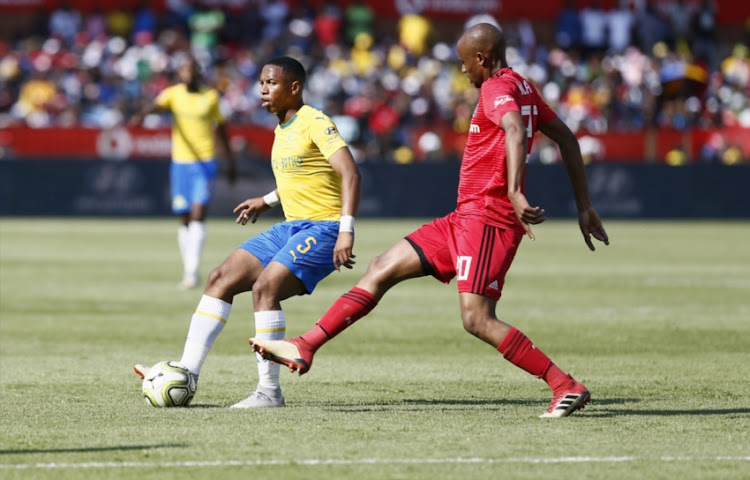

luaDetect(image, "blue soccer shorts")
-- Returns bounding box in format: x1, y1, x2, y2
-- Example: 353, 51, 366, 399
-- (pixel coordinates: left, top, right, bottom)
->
238, 219, 343, 294
170, 160, 218, 214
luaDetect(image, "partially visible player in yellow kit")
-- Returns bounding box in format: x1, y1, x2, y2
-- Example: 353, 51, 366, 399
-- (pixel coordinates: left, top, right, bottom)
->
134, 56, 362, 408
130, 55, 236, 289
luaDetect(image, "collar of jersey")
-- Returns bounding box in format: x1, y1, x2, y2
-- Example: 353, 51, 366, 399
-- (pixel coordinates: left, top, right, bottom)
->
493, 67, 512, 78
279, 113, 299, 129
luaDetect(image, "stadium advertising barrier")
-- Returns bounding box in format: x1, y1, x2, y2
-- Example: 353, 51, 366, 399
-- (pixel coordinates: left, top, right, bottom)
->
3, 126, 749, 164
1, 159, 748, 218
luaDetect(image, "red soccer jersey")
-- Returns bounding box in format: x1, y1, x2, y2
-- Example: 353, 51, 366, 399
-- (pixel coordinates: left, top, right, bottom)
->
456, 68, 557, 230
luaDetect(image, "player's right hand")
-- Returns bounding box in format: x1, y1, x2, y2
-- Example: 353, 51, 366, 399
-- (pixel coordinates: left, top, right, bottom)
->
509, 192, 546, 241
233, 197, 270, 225
127, 114, 143, 127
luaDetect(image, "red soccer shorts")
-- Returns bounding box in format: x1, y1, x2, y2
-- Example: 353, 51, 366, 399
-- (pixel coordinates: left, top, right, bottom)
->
405, 212, 523, 300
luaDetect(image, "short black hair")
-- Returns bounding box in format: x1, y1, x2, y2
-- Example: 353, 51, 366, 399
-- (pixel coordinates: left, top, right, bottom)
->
265, 56, 306, 86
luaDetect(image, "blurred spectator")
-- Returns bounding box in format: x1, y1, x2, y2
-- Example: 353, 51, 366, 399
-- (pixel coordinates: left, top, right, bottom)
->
555, 0, 581, 50
398, 12, 434, 58
579, 0, 607, 57
637, 4, 671, 55
607, 2, 635, 53
516, 18, 537, 61
133, 1, 158, 42
12, 71, 57, 127
668, 0, 693, 46
188, 3, 225, 66
314, 4, 342, 47
49, 2, 82, 46
260, 0, 291, 42
691, 0, 718, 70
344, 0, 374, 46
106, 6, 133, 38
84, 8, 107, 39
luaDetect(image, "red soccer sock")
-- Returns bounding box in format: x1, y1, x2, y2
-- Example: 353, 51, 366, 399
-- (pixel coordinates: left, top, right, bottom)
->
299, 287, 378, 351
497, 327, 569, 390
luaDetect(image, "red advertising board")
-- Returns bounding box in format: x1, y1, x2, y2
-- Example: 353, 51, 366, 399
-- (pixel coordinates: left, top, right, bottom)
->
0, 126, 275, 160
3, 126, 748, 163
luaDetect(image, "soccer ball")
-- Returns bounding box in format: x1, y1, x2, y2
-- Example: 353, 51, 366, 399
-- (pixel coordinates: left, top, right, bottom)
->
142, 361, 196, 407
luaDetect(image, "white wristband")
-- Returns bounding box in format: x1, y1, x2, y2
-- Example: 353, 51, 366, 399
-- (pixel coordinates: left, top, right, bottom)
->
339, 215, 355, 233
263, 190, 280, 207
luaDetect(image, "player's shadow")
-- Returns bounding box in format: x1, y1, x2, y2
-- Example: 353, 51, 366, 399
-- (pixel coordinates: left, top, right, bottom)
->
544, 398, 750, 417
0, 443, 188, 455
325, 397, 539, 413
587, 406, 750, 417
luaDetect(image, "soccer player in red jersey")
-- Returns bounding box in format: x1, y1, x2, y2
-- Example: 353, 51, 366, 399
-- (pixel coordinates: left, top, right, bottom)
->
251, 23, 610, 418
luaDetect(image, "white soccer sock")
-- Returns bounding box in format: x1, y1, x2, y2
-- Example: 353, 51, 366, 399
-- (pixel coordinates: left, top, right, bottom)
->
184, 221, 206, 279
179, 295, 230, 375
178, 225, 189, 268
254, 310, 286, 390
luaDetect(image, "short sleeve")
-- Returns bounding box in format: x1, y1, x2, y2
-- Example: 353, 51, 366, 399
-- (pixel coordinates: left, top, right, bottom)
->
535, 92, 558, 125
310, 114, 348, 159
482, 80, 519, 127
155, 86, 172, 109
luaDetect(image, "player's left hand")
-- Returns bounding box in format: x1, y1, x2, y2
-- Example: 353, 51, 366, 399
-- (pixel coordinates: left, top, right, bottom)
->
578, 206, 609, 251
333, 232, 356, 271
233, 197, 270, 225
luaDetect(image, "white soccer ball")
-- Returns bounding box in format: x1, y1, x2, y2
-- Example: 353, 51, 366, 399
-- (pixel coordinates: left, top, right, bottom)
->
142, 361, 196, 407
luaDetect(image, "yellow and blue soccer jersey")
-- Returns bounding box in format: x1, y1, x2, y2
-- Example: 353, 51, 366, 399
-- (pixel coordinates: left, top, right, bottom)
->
271, 105, 349, 221
155, 84, 224, 163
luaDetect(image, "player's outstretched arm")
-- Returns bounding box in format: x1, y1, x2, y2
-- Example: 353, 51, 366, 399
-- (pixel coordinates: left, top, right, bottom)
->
328, 147, 362, 270
128, 101, 165, 127
216, 122, 237, 185
539, 117, 609, 250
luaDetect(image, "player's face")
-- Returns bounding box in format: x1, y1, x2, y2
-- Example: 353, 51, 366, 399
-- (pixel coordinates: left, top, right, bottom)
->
178, 59, 199, 85
259, 65, 295, 114
457, 38, 483, 88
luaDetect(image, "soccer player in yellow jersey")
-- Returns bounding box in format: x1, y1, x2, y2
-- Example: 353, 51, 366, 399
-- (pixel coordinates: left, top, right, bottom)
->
135, 56, 362, 408
130, 55, 236, 289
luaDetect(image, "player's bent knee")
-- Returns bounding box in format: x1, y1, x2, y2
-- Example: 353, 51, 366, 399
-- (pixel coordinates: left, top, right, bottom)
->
460, 310, 486, 338
251, 276, 280, 304
365, 254, 397, 283
205, 265, 242, 296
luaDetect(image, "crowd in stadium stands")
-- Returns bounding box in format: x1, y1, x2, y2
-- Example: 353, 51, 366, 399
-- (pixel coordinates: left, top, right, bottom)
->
1, 0, 748, 163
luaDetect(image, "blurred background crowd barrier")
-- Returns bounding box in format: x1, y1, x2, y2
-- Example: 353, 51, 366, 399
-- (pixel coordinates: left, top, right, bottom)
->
0, 0, 748, 217
2, 160, 747, 218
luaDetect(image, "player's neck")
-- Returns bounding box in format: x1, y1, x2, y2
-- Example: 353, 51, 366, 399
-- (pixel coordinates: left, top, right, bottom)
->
277, 102, 305, 125
490, 59, 509, 77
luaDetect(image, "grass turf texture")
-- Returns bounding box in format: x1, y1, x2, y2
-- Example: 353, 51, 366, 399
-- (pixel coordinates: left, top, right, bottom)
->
1, 218, 748, 479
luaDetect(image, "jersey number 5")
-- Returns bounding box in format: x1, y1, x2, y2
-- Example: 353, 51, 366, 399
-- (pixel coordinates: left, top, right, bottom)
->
289, 236, 317, 263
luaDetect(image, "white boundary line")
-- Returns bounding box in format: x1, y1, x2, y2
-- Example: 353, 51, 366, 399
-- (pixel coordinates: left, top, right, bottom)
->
2, 456, 750, 470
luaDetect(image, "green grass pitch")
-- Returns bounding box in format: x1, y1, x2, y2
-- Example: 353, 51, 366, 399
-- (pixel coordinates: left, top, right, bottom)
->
1, 218, 749, 479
